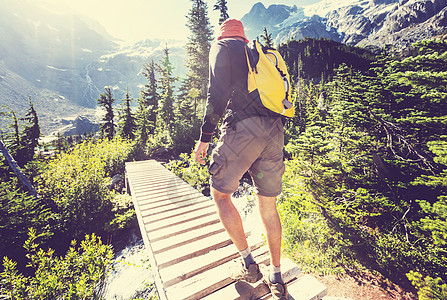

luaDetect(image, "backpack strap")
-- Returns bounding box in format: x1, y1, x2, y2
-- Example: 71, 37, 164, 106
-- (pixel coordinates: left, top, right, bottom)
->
264, 49, 293, 110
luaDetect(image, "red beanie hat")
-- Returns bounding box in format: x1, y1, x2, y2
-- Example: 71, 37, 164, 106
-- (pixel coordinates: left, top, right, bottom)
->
217, 19, 249, 43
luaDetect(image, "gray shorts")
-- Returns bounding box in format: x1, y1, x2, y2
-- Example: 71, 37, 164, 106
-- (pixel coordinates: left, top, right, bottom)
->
209, 116, 285, 197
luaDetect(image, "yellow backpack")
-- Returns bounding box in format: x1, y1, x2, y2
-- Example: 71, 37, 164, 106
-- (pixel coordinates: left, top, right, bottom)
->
244, 40, 295, 117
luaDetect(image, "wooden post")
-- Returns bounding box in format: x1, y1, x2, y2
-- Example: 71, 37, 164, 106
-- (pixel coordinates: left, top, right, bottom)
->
0, 138, 38, 197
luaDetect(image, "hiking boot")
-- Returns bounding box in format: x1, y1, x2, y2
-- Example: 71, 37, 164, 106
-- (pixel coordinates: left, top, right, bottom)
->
260, 264, 289, 300
229, 261, 262, 283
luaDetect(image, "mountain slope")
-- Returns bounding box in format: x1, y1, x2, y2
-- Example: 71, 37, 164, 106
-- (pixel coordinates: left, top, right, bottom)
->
0, 0, 187, 134
241, 0, 447, 48
0, 0, 115, 107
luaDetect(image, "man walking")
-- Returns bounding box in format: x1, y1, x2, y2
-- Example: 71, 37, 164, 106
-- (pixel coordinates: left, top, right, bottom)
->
194, 19, 288, 299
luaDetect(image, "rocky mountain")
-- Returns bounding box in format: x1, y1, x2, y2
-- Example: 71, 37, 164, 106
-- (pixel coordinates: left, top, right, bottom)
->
0, 0, 186, 135
241, 0, 447, 48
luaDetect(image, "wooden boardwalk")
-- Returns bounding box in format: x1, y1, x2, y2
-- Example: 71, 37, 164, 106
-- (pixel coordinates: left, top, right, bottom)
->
126, 160, 327, 300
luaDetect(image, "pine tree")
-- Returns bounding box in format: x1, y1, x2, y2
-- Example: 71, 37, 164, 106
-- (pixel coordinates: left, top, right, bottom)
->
17, 99, 40, 167
135, 98, 152, 150
260, 27, 273, 48
140, 59, 159, 134
172, 84, 201, 152
1, 106, 20, 158
213, 0, 229, 25
118, 89, 136, 140
185, 0, 213, 104
97, 87, 115, 140
157, 45, 177, 141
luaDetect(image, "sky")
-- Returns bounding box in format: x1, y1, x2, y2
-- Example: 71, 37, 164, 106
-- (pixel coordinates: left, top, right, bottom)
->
35, 0, 323, 43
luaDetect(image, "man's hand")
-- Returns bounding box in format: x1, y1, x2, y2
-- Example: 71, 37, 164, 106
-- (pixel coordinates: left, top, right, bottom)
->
194, 141, 209, 165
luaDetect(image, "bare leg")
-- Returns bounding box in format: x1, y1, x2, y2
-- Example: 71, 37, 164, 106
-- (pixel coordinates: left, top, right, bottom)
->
257, 195, 282, 267
212, 187, 248, 251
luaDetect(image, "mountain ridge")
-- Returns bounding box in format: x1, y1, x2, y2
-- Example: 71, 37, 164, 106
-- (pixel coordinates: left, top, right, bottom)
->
241, 0, 447, 48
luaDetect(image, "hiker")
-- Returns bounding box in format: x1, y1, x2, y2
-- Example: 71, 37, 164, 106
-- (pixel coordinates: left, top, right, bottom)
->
194, 19, 288, 300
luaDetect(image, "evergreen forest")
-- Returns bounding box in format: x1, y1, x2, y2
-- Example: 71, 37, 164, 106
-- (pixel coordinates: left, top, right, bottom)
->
1, 1, 446, 299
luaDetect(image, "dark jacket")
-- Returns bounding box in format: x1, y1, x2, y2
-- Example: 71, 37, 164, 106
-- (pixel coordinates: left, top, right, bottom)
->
199, 38, 282, 143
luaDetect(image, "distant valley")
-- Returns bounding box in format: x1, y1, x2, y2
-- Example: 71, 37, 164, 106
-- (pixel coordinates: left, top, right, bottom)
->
0, 0, 186, 135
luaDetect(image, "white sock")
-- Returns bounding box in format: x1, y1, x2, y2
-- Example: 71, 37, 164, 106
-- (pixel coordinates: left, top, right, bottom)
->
239, 247, 251, 258
239, 247, 254, 268
270, 264, 283, 284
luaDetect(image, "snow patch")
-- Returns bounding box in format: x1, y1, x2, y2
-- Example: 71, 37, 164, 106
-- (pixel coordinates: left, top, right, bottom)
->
46, 65, 67, 72
47, 25, 59, 32
27, 19, 41, 29
303, 0, 363, 17
81, 48, 93, 53
277, 9, 306, 28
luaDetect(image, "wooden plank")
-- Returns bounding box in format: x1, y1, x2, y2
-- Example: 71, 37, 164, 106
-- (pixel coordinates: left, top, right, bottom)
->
136, 190, 205, 209
128, 172, 177, 179
166, 249, 272, 300
146, 211, 219, 241
141, 201, 216, 224
201, 258, 301, 300
261, 274, 328, 300
140, 197, 211, 217
160, 240, 267, 288
145, 208, 217, 233
129, 176, 190, 192
126, 163, 162, 170
131, 180, 192, 194
287, 275, 328, 300
129, 174, 179, 183
127, 169, 173, 175
138, 193, 205, 211
129, 175, 186, 186
134, 187, 203, 205
155, 230, 246, 269
132, 183, 194, 199
129, 176, 185, 189
150, 221, 226, 253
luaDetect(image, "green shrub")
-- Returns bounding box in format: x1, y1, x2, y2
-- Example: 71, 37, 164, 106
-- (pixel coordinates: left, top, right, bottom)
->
407, 271, 447, 300
0, 181, 53, 264
279, 160, 354, 275
106, 194, 137, 232
165, 151, 210, 195
38, 138, 134, 239
0, 228, 113, 299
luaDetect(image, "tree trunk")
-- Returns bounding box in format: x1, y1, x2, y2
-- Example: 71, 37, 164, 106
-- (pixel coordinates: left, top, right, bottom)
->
0, 138, 38, 197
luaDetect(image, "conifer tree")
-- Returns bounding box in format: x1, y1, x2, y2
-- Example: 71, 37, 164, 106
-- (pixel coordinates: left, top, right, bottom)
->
185, 0, 213, 103
135, 98, 152, 149
1, 106, 20, 158
157, 45, 177, 141
140, 59, 159, 134
172, 85, 201, 151
17, 99, 40, 167
97, 87, 115, 140
118, 89, 136, 140
214, 0, 229, 25
260, 27, 273, 48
